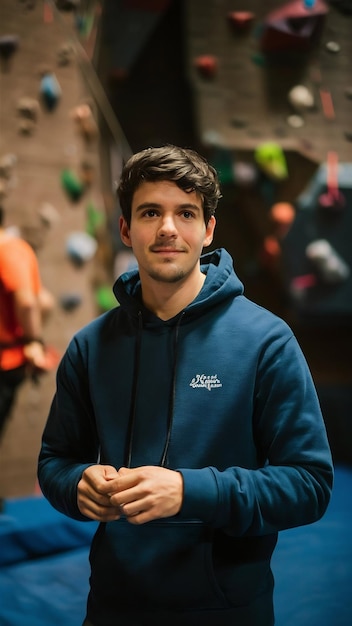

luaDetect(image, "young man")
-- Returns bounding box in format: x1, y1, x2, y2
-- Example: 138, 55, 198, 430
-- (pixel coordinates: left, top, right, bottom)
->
38, 145, 333, 626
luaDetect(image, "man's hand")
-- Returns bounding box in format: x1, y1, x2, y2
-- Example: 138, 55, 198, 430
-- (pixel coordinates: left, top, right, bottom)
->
77, 465, 122, 522
23, 341, 47, 369
108, 466, 184, 525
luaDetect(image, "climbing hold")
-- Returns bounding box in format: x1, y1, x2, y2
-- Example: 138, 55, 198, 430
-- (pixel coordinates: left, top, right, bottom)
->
306, 239, 350, 284
17, 97, 40, 121
290, 273, 317, 300
0, 153, 17, 179
86, 201, 105, 237
59, 292, 82, 311
325, 41, 341, 53
70, 103, 98, 143
318, 151, 345, 210
95, 285, 117, 312
233, 161, 258, 187
43, 1, 54, 23
80, 160, 95, 187
194, 55, 218, 78
38, 202, 60, 227
227, 11, 255, 31
254, 143, 288, 180
270, 202, 295, 239
288, 85, 315, 112
287, 114, 305, 128
202, 130, 223, 146
260, 0, 328, 54
18, 119, 36, 135
57, 42, 75, 66
320, 89, 335, 120
75, 12, 94, 38
260, 236, 281, 271
66, 231, 97, 265
39, 72, 62, 111
61, 169, 85, 202
0, 35, 19, 66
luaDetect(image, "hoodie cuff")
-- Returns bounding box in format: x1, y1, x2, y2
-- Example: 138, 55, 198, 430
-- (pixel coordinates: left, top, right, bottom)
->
177, 467, 218, 523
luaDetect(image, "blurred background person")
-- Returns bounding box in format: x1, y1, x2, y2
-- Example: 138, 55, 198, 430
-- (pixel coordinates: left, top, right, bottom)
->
0, 204, 55, 463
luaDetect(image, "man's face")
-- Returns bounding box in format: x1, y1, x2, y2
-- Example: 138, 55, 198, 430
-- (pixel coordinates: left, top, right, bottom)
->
119, 180, 215, 286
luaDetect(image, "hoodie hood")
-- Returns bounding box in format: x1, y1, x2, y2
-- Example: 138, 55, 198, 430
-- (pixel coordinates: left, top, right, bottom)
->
112, 248, 244, 323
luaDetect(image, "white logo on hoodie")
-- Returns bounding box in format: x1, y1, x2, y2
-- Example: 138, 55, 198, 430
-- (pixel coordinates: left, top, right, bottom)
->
189, 374, 222, 391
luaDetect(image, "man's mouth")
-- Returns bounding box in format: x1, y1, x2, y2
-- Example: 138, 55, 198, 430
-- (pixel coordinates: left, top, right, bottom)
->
151, 247, 184, 254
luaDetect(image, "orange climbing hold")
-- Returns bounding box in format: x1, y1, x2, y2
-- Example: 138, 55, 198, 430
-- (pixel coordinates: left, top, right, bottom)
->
270, 202, 295, 238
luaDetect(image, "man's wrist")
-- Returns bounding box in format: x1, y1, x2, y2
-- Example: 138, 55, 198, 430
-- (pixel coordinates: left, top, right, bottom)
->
23, 337, 45, 345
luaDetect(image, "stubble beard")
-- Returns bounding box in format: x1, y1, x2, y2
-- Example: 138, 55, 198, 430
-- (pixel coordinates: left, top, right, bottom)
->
146, 246, 191, 284
147, 264, 186, 284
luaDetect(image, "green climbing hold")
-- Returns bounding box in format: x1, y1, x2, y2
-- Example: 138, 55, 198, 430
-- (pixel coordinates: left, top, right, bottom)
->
86, 201, 105, 237
95, 285, 118, 311
61, 169, 84, 202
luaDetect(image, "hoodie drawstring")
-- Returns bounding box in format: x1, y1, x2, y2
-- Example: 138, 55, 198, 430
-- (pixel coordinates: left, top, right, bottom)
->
124, 311, 143, 468
124, 310, 184, 468
160, 312, 184, 466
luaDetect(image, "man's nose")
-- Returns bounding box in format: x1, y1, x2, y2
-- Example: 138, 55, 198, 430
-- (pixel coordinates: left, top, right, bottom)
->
158, 215, 177, 237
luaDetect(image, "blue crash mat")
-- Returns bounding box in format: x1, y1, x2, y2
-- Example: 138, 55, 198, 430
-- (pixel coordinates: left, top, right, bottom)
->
0, 495, 97, 566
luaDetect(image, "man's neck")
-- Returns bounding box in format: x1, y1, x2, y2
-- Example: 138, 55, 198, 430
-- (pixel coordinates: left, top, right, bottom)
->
141, 271, 206, 321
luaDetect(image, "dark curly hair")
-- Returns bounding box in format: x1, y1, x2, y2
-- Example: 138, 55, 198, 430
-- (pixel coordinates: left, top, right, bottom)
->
117, 145, 221, 227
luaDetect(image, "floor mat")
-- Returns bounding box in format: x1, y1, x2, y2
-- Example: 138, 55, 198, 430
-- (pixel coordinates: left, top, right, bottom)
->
0, 465, 351, 625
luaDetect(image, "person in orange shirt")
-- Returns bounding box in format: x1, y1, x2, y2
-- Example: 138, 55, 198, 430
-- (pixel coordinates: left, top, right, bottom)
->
0, 205, 54, 443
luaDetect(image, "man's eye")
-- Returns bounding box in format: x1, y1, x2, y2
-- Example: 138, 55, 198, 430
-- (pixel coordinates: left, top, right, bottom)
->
143, 210, 157, 217
182, 211, 194, 219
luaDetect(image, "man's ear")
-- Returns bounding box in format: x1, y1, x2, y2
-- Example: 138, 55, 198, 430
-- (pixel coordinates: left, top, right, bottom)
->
119, 216, 132, 247
203, 215, 216, 248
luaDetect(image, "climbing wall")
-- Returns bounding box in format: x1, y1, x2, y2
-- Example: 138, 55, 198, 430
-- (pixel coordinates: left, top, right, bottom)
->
183, 0, 352, 324
183, 0, 352, 462
185, 0, 352, 162
0, 0, 109, 497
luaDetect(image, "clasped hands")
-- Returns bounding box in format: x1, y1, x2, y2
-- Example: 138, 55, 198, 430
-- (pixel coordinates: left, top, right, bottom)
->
77, 464, 183, 525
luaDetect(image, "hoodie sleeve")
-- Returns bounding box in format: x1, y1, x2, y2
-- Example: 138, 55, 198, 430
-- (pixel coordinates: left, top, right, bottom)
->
38, 337, 99, 521
178, 332, 333, 536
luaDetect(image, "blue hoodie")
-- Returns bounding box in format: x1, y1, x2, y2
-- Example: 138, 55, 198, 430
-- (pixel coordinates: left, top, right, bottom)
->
38, 248, 333, 626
